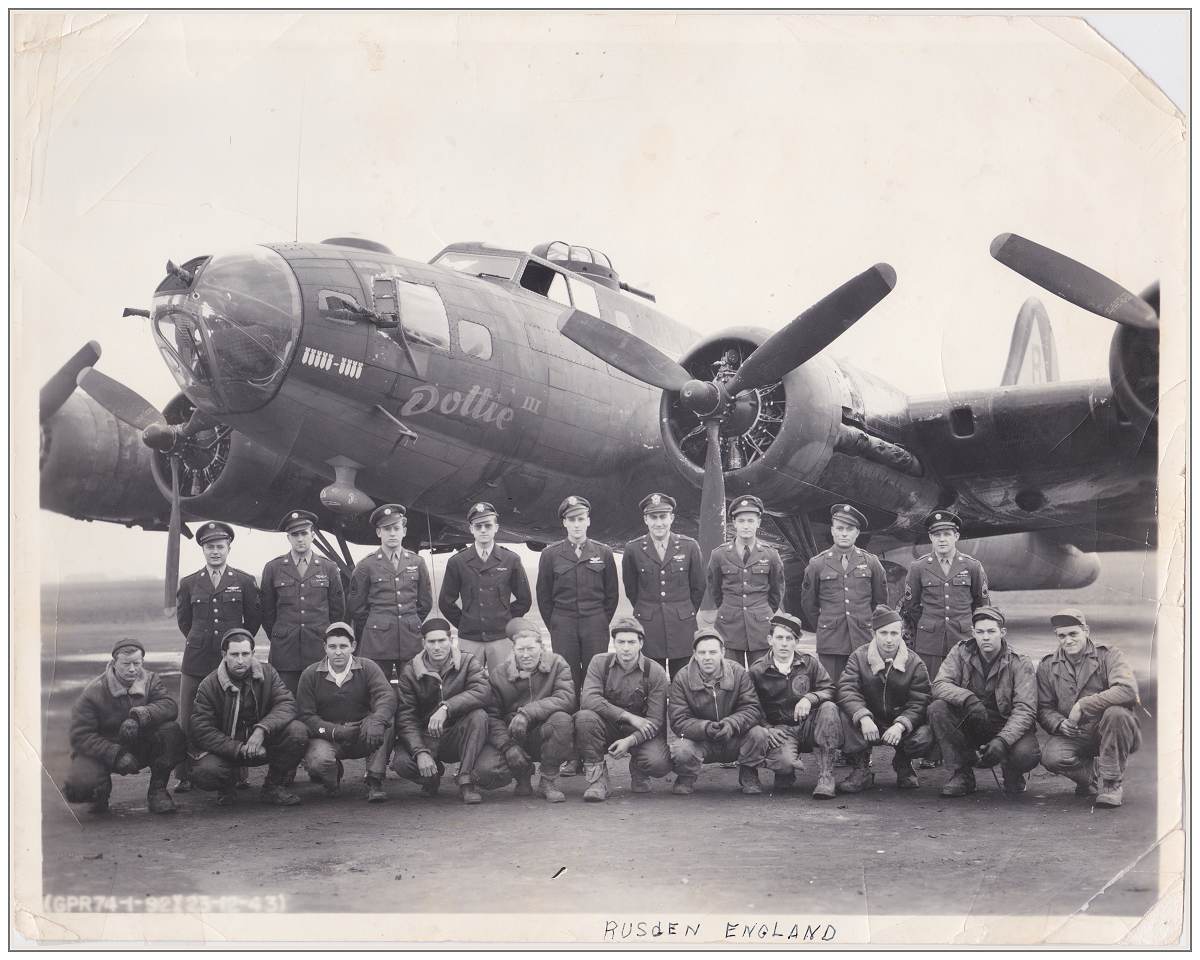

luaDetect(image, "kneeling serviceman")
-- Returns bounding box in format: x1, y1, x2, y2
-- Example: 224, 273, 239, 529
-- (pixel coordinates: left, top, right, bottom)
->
836, 605, 935, 793
63, 639, 186, 815
928, 606, 1040, 797
392, 617, 508, 804
296, 622, 397, 802
747, 612, 842, 798
189, 628, 309, 806
487, 617, 577, 802
1037, 608, 1141, 807
668, 629, 767, 795
575, 616, 672, 801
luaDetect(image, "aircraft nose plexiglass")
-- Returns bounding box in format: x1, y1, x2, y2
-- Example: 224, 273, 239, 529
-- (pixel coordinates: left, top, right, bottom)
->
151, 246, 302, 414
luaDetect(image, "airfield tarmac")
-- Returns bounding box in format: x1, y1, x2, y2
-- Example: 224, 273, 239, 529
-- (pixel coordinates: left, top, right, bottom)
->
34, 552, 1168, 925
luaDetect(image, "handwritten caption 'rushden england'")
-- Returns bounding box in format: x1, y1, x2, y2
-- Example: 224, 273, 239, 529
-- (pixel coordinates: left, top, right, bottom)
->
603, 920, 837, 942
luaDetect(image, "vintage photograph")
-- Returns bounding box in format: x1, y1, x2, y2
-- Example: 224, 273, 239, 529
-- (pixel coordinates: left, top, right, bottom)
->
13, 10, 1187, 947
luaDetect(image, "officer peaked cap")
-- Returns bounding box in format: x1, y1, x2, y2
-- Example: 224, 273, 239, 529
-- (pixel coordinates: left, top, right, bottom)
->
371, 504, 407, 528
279, 509, 318, 533
197, 521, 235, 545
925, 509, 962, 534
830, 503, 867, 530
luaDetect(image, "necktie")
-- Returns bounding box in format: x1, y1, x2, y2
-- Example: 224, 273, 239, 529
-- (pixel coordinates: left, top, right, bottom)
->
574, 543, 582, 559
656, 540, 667, 561
480, 549, 490, 563
941, 558, 952, 577
297, 556, 308, 577
390, 553, 400, 570
210, 568, 221, 588
841, 554, 849, 573
742, 546, 751, 565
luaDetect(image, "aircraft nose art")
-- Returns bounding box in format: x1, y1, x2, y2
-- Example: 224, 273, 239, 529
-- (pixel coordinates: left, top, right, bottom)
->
150, 245, 303, 416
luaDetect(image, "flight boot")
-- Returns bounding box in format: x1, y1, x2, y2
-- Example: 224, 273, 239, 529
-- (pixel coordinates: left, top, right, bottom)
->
836, 751, 875, 794
940, 768, 977, 797
671, 776, 697, 795
365, 776, 387, 803
146, 777, 177, 814
538, 771, 566, 803
458, 777, 483, 805
514, 772, 535, 797
772, 771, 797, 792
629, 767, 652, 794
582, 761, 610, 802
260, 773, 301, 806
1002, 769, 1028, 796
738, 765, 764, 796
88, 780, 113, 815
560, 759, 583, 778
812, 747, 837, 799
1095, 779, 1124, 808
894, 754, 920, 790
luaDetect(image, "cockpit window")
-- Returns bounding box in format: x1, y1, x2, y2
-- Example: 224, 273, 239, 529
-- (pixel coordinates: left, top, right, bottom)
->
432, 251, 521, 280
395, 280, 451, 350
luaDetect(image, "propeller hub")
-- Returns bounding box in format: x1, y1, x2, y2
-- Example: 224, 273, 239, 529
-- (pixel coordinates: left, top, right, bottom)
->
679, 379, 722, 418
142, 421, 178, 452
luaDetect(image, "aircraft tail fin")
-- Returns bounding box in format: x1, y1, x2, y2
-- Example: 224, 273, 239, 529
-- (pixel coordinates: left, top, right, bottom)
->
1000, 297, 1060, 385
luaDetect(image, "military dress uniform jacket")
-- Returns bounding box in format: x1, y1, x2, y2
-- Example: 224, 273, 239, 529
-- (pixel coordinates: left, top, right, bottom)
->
176, 567, 263, 678
260, 553, 346, 672
705, 541, 786, 653
1036, 641, 1139, 735
394, 650, 493, 757
667, 660, 765, 741
69, 665, 178, 766
621, 534, 706, 660
837, 641, 931, 732
438, 544, 532, 643
347, 548, 433, 663
799, 548, 888, 657
747, 651, 835, 726
899, 552, 990, 657
535, 540, 620, 622
932, 640, 1037, 749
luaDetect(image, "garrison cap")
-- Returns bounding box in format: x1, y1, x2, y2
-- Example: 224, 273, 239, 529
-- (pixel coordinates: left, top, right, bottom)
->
870, 605, 903, 631
609, 615, 645, 640
420, 617, 453, 637
467, 501, 498, 524
279, 509, 318, 534
371, 503, 407, 528
506, 617, 542, 640
693, 626, 726, 649
111, 638, 146, 658
220, 627, 256, 648
559, 495, 591, 519
1050, 608, 1088, 629
729, 495, 763, 518
925, 509, 962, 534
640, 492, 676, 515
197, 521, 235, 545
325, 621, 355, 640
769, 612, 805, 638
971, 606, 1006, 627
830, 503, 868, 530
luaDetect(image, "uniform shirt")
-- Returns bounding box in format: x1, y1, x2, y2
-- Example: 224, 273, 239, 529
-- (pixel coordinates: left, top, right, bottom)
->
347, 548, 433, 663
535, 539, 620, 622
260, 551, 346, 672
798, 546, 887, 657
899, 551, 990, 657
438, 543, 532, 642
705, 540, 786, 653
176, 566, 262, 678
621, 533, 706, 660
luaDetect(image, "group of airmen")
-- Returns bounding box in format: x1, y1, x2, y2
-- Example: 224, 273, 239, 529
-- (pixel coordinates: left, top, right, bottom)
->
62, 492, 1143, 815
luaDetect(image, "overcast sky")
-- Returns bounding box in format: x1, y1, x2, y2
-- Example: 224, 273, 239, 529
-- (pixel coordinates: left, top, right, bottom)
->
15, 12, 1186, 584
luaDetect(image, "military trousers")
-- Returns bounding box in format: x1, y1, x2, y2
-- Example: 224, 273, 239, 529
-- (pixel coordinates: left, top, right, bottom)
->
927, 700, 1040, 776
818, 654, 850, 684
174, 672, 204, 779
304, 725, 396, 782
457, 636, 514, 672
190, 720, 309, 792
549, 611, 612, 693
390, 708, 509, 788
670, 729, 767, 778
1042, 705, 1141, 785
487, 711, 575, 769
63, 722, 187, 803
759, 702, 844, 774
841, 714, 935, 767
574, 709, 671, 776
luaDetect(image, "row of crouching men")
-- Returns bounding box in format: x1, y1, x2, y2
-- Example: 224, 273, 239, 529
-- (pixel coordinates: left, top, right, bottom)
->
62, 598, 1141, 813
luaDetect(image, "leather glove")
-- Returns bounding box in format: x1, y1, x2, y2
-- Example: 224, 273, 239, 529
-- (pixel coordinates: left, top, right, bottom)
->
128, 706, 151, 726
504, 744, 532, 774
977, 738, 1007, 767
362, 727, 385, 751
705, 721, 723, 741
117, 719, 141, 746
334, 723, 360, 744
712, 721, 734, 743
508, 713, 529, 741
964, 695, 989, 724
113, 751, 140, 775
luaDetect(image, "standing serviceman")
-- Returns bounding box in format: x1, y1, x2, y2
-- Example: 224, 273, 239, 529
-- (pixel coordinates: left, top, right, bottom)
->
799, 503, 888, 684
705, 496, 786, 669
347, 504, 433, 685
438, 501, 533, 672
622, 493, 706, 679
899, 509, 990, 683
261, 510, 346, 694
174, 521, 261, 793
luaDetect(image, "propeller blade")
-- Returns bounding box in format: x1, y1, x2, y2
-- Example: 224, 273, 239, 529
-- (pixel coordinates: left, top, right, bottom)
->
559, 309, 692, 392
725, 263, 897, 396
697, 421, 727, 563
76, 368, 163, 432
40, 341, 101, 422
164, 458, 182, 615
990, 233, 1158, 331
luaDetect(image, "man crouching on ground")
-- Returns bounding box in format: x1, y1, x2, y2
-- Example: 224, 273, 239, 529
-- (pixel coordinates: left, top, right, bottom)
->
486, 617, 577, 802
62, 639, 186, 815
188, 628, 309, 806
668, 629, 767, 795
296, 622, 397, 802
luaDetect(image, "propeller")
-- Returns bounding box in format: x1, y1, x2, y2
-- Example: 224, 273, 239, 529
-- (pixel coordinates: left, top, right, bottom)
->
75, 365, 221, 613
989, 233, 1158, 330
560, 263, 897, 560
40, 341, 101, 422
